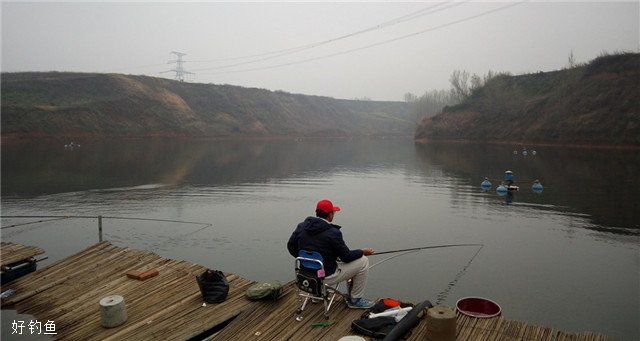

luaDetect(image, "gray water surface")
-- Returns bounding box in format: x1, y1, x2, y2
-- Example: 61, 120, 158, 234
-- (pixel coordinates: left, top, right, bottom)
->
1, 138, 638, 340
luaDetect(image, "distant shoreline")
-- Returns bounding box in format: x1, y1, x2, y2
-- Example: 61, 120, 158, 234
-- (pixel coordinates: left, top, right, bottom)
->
413, 138, 640, 150
0, 133, 413, 143
3, 134, 637, 150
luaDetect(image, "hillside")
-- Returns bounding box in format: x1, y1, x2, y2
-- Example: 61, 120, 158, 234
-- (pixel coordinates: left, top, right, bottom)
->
1, 73, 412, 139
415, 53, 640, 146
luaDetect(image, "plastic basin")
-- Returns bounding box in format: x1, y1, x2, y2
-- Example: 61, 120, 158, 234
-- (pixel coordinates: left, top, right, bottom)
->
456, 297, 501, 318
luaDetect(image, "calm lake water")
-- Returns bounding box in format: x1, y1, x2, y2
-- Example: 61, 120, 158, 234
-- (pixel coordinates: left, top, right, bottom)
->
1, 138, 638, 340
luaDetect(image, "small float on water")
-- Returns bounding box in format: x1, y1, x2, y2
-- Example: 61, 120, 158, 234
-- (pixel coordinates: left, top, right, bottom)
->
532, 179, 544, 193
481, 170, 542, 194
496, 184, 519, 193
480, 171, 543, 204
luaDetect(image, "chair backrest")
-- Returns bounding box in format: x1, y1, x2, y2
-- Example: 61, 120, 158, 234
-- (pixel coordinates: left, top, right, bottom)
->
297, 250, 323, 270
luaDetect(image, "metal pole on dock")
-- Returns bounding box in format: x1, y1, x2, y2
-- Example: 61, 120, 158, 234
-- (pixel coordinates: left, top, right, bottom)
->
98, 215, 103, 242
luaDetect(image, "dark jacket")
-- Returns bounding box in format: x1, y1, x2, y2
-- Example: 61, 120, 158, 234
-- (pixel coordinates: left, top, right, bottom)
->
287, 216, 363, 276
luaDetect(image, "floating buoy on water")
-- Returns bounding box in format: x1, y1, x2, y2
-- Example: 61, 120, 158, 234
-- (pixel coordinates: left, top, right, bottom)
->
532, 180, 544, 193
532, 150, 537, 155
496, 184, 508, 195
481, 178, 492, 190
504, 171, 514, 182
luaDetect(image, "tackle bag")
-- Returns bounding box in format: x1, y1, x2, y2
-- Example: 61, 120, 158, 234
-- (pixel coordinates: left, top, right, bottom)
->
350, 298, 415, 339
295, 267, 323, 296
196, 269, 229, 303
351, 316, 398, 339
245, 280, 283, 301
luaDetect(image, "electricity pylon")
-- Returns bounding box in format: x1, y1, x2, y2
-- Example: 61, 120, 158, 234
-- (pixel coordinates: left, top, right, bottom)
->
161, 51, 193, 82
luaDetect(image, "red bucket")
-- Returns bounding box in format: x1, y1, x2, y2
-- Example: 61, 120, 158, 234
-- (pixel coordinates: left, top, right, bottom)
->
456, 297, 501, 318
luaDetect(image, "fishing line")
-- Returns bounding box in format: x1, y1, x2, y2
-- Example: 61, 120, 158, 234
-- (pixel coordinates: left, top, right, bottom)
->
99, 216, 211, 227
0, 216, 70, 229
1, 215, 211, 228
365, 243, 485, 304
435, 244, 484, 305
2, 215, 214, 251
369, 250, 421, 269
146, 222, 214, 251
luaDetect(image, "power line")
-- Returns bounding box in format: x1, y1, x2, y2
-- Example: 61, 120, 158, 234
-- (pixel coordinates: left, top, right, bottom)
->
199, 1, 528, 76
104, 62, 171, 73
189, 2, 454, 62
189, 1, 470, 72
97, 3, 465, 75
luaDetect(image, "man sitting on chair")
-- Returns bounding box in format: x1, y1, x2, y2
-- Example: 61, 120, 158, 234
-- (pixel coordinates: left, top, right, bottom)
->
287, 199, 376, 309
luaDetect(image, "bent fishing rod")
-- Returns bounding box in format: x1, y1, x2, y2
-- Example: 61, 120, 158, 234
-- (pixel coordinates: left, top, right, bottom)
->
371, 243, 484, 256
368, 243, 484, 270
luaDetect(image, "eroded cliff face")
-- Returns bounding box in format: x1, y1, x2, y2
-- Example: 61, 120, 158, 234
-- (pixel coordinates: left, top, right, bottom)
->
1, 72, 413, 139
415, 53, 640, 147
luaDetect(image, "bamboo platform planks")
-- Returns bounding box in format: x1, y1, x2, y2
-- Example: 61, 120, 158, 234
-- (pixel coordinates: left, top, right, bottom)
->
212, 286, 615, 341
0, 242, 615, 340
1, 242, 45, 268
1, 241, 257, 340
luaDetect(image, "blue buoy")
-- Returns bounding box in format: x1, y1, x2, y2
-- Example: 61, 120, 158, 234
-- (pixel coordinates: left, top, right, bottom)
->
481, 178, 492, 189
496, 184, 508, 195
504, 171, 514, 182
532, 180, 544, 194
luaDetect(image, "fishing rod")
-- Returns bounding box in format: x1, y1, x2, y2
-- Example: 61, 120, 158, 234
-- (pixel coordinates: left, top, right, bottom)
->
371, 243, 484, 256
370, 250, 422, 270
1, 215, 212, 228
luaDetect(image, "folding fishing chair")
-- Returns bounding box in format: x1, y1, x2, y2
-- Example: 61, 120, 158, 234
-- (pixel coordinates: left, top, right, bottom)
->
294, 250, 341, 321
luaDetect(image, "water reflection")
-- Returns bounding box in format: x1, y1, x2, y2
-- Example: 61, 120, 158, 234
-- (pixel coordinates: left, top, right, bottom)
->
3, 139, 409, 196
414, 142, 639, 232
2, 138, 637, 235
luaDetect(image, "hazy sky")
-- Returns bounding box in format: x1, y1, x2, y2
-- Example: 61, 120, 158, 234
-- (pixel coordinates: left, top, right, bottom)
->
2, 1, 638, 101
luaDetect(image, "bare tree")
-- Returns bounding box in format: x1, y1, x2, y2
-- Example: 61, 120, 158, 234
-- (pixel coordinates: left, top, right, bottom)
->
449, 70, 471, 103
410, 89, 456, 123
404, 92, 418, 102
470, 74, 483, 94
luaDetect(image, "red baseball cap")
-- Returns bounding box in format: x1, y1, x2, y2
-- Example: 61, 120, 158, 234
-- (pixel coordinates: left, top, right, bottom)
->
316, 199, 341, 213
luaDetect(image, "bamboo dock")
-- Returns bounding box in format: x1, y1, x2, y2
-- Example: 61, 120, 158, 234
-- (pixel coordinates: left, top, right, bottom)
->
0, 242, 614, 340
1, 241, 44, 267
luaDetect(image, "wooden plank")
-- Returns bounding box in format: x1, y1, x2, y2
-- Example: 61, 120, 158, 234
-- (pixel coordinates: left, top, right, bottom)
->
0, 242, 257, 340
0, 241, 616, 341
1, 242, 45, 267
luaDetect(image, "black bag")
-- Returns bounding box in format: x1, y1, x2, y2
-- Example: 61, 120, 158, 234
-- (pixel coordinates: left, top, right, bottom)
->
295, 267, 323, 296
196, 269, 229, 303
350, 298, 415, 339
351, 316, 397, 339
